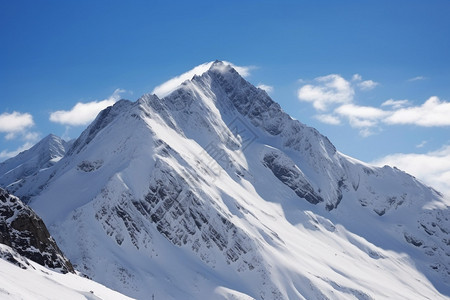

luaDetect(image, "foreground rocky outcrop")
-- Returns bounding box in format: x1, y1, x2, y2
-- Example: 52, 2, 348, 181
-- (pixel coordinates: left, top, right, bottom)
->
0, 188, 74, 273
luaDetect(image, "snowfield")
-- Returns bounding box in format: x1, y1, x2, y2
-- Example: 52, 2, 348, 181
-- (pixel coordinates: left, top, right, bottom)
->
0, 244, 134, 300
1, 61, 449, 299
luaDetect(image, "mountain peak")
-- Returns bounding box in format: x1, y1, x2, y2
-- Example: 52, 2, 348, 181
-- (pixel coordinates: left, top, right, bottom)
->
0, 134, 70, 198
2, 62, 449, 299
209, 59, 234, 71
151, 60, 242, 98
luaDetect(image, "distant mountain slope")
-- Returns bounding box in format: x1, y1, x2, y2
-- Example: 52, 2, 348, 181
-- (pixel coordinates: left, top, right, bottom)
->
0, 134, 72, 202
1, 61, 449, 299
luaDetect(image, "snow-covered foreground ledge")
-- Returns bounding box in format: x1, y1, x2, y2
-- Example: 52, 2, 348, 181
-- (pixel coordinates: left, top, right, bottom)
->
0, 244, 134, 300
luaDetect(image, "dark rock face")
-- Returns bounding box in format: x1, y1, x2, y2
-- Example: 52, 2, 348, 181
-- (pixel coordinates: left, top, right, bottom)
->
0, 188, 74, 273
263, 152, 323, 205
0, 244, 32, 270
136, 166, 255, 268
77, 160, 103, 172
404, 233, 423, 247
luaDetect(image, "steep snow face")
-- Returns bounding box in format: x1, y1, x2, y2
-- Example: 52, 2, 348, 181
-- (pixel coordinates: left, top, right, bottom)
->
0, 244, 134, 300
3, 61, 449, 299
0, 134, 71, 202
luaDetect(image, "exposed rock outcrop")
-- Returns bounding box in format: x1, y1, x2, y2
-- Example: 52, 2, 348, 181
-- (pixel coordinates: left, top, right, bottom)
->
0, 188, 74, 273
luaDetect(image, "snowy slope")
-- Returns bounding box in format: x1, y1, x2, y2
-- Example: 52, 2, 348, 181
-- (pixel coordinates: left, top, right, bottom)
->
2, 61, 449, 299
0, 134, 71, 202
0, 244, 134, 300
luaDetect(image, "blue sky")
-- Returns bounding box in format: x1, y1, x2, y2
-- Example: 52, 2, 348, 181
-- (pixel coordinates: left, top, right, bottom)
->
1, 0, 449, 195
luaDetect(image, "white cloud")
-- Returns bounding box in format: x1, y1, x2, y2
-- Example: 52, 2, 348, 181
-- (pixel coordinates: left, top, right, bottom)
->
297, 74, 354, 111
228, 62, 253, 77
351, 74, 378, 90
335, 104, 388, 120
22, 131, 40, 142
358, 128, 376, 137
297, 73, 380, 135
408, 76, 426, 82
352, 74, 362, 81
334, 104, 389, 136
300, 72, 449, 137
331, 96, 450, 136
371, 145, 450, 198
49, 89, 125, 126
335, 97, 450, 130
384, 96, 450, 127
0, 112, 34, 134
298, 72, 450, 133
416, 140, 427, 148
0, 112, 37, 148
0, 128, 40, 161
349, 118, 378, 128
5, 132, 16, 140
314, 114, 341, 125
358, 80, 378, 91
381, 99, 410, 109
256, 84, 274, 94
151, 61, 253, 98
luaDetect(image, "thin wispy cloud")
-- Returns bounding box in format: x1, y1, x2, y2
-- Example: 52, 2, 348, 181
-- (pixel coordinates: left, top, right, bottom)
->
352, 74, 379, 91
352, 74, 362, 81
49, 88, 126, 126
257, 84, 274, 94
229, 62, 254, 77
358, 80, 378, 90
152, 61, 254, 98
408, 76, 426, 82
0, 142, 35, 160
416, 140, 427, 148
21, 131, 40, 143
351, 73, 379, 90
381, 99, 410, 109
372, 145, 450, 198
314, 114, 341, 125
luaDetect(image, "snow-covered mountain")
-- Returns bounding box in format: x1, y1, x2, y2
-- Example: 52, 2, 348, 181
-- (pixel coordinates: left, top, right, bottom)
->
1, 61, 449, 299
0, 188, 133, 299
0, 134, 72, 202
